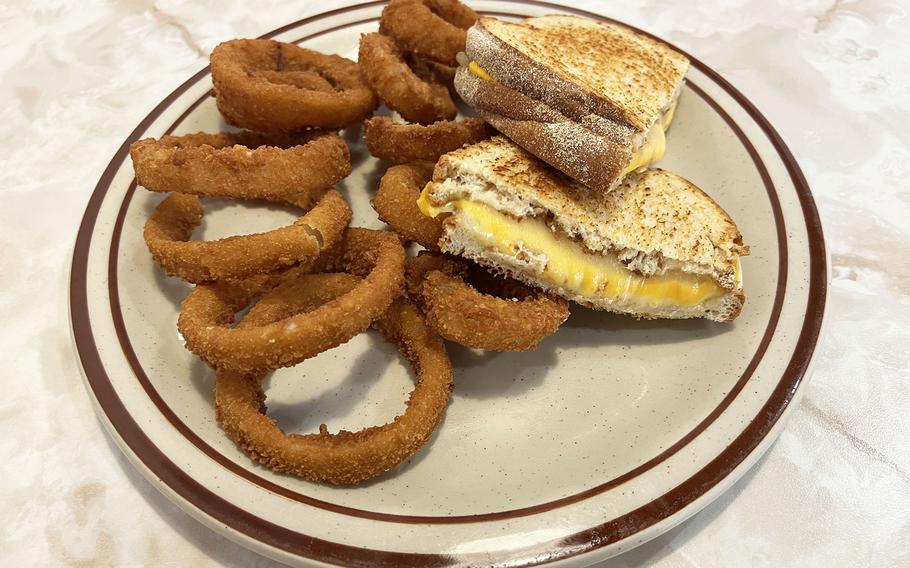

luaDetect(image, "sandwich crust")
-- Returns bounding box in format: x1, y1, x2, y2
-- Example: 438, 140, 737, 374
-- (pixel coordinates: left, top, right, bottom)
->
467, 15, 689, 132
454, 66, 633, 192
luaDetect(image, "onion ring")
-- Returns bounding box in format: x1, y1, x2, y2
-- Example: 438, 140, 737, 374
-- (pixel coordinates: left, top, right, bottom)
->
372, 162, 443, 250
407, 53, 457, 95
215, 279, 453, 485
407, 252, 570, 351
130, 131, 351, 207
211, 39, 378, 131
379, 0, 477, 66
247, 70, 335, 91
241, 272, 362, 325
358, 33, 456, 125
364, 116, 491, 163
404, 250, 468, 297
423, 0, 478, 29
144, 189, 351, 283
177, 227, 406, 373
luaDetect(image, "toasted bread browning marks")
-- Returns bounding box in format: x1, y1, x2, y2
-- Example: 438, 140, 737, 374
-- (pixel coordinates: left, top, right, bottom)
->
454, 66, 634, 191
475, 15, 689, 131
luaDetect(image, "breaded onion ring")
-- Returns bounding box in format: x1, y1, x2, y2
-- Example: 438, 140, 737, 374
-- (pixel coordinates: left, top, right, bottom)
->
372, 162, 443, 250
241, 272, 362, 325
130, 131, 351, 208
408, 252, 570, 351
405, 250, 467, 297
211, 39, 377, 131
248, 70, 335, 91
178, 228, 406, 373
358, 33, 456, 125
144, 189, 351, 283
215, 276, 453, 485
364, 117, 491, 163
423, 0, 478, 29
379, 0, 477, 65
407, 54, 457, 95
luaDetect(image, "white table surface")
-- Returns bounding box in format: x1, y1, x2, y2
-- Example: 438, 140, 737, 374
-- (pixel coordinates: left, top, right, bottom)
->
2, 0, 908, 566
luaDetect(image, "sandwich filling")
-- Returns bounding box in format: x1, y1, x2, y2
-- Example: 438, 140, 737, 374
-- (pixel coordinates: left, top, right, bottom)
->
467, 61, 677, 177
418, 190, 736, 308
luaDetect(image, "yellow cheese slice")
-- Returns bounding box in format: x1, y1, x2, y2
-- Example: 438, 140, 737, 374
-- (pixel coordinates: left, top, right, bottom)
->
418, 193, 731, 307
467, 61, 493, 81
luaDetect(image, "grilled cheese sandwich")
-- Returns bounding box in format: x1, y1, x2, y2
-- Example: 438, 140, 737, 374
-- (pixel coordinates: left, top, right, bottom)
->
419, 137, 749, 322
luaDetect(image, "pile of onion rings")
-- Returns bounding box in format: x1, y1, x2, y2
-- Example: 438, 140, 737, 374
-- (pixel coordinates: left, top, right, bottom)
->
211, 39, 377, 131
127, 10, 582, 486
406, 252, 570, 351
364, 116, 491, 163
131, 130, 354, 283
215, 278, 453, 485
131, 125, 452, 483
178, 228, 406, 373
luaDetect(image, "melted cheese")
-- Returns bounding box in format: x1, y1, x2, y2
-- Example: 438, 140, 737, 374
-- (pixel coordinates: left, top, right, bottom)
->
467, 61, 677, 177
620, 99, 678, 176
418, 192, 731, 307
468, 60, 493, 81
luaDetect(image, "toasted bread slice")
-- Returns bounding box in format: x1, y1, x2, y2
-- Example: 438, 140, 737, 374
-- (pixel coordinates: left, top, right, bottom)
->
466, 15, 689, 133
455, 65, 635, 192
420, 137, 749, 321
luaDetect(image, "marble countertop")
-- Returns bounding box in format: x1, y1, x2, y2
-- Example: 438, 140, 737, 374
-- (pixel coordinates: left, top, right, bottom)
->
2, 0, 908, 566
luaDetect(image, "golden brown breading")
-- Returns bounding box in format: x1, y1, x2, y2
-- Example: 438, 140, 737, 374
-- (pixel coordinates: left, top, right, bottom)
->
215, 277, 453, 485
372, 162, 443, 250
143, 190, 351, 283
364, 117, 491, 164
211, 39, 377, 131
379, 0, 476, 66
177, 228, 406, 373
407, 252, 570, 351
130, 131, 351, 207
358, 33, 456, 125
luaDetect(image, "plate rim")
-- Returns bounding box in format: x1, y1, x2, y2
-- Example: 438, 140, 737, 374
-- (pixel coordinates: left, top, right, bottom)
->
69, 0, 828, 565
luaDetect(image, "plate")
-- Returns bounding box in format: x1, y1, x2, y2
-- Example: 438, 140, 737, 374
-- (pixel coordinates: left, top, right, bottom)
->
70, 1, 827, 566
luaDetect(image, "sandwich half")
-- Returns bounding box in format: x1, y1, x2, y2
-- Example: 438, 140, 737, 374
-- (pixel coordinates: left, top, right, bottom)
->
417, 137, 749, 322
455, 15, 689, 193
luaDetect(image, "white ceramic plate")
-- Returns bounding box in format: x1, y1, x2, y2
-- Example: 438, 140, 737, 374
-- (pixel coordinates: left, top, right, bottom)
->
70, 1, 828, 566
